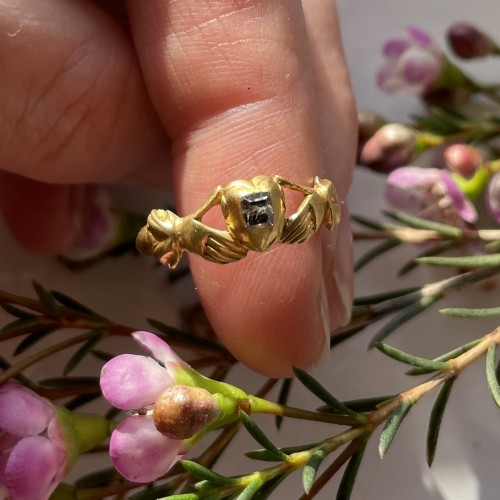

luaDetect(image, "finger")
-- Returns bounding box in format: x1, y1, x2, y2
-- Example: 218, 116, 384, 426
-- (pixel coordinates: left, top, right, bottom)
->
302, 0, 356, 328
0, 0, 168, 185
0, 172, 81, 254
126, 0, 354, 376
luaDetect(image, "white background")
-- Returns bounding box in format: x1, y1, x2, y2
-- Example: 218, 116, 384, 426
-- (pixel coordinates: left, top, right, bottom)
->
2, 1, 500, 498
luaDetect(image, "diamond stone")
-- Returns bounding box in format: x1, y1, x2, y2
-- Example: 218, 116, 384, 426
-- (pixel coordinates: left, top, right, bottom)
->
241, 192, 274, 228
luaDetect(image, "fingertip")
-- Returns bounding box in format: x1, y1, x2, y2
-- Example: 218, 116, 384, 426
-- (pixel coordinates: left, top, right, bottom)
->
0, 173, 81, 255
191, 240, 329, 377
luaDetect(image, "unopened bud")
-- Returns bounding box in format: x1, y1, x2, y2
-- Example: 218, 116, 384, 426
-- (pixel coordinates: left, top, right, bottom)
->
447, 23, 497, 59
153, 385, 220, 439
359, 123, 417, 173
357, 109, 386, 146
444, 144, 483, 179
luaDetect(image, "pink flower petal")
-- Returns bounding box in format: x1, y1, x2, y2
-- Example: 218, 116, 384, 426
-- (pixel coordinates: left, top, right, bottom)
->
110, 416, 185, 483
132, 331, 187, 368
400, 47, 442, 86
100, 354, 172, 410
385, 167, 441, 211
406, 26, 433, 46
376, 62, 403, 93
441, 172, 477, 223
0, 384, 54, 437
4, 435, 66, 500
383, 37, 409, 58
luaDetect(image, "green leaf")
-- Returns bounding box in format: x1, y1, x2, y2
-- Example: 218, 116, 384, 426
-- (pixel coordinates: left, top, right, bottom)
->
1, 303, 35, 319
39, 376, 100, 387
160, 495, 199, 500
50, 290, 101, 317
276, 378, 293, 429
128, 482, 178, 500
147, 318, 225, 352
292, 368, 359, 417
65, 393, 101, 411
246, 442, 322, 461
32, 280, 61, 317
353, 287, 420, 306
238, 411, 288, 461
383, 210, 463, 238
398, 241, 457, 276
373, 343, 448, 371
340, 395, 397, 413
336, 440, 367, 500
427, 378, 455, 466
237, 479, 262, 500
63, 332, 103, 375
354, 239, 401, 272
417, 254, 500, 267
440, 306, 500, 318
406, 339, 482, 376
1, 317, 38, 335
370, 294, 440, 345
486, 344, 500, 407
351, 214, 394, 230
379, 399, 413, 458
181, 460, 239, 486
302, 449, 325, 494
14, 328, 55, 355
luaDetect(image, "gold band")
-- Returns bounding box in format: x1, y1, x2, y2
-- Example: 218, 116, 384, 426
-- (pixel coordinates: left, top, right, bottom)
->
136, 175, 340, 268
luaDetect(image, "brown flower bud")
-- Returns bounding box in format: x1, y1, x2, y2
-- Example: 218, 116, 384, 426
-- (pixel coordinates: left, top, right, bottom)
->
357, 109, 386, 147
447, 23, 496, 59
153, 385, 220, 439
444, 144, 483, 179
359, 123, 417, 173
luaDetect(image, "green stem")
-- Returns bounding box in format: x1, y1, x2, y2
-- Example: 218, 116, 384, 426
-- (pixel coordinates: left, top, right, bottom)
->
247, 395, 365, 425
0, 330, 97, 384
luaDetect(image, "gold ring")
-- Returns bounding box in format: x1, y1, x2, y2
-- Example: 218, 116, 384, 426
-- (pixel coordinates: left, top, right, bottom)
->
136, 175, 340, 268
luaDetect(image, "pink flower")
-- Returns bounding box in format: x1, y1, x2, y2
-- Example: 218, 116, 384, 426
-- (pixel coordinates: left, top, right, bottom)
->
0, 384, 67, 500
62, 185, 118, 262
385, 166, 477, 227
100, 331, 190, 483
377, 27, 444, 95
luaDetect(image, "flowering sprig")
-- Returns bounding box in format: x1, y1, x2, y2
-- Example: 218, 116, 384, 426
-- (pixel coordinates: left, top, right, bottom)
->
2, 20, 500, 500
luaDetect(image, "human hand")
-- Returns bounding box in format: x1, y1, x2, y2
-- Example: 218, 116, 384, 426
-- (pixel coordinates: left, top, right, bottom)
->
0, 0, 356, 376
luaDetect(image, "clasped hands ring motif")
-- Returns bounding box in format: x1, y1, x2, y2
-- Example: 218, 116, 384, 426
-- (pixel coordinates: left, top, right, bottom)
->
136, 175, 340, 268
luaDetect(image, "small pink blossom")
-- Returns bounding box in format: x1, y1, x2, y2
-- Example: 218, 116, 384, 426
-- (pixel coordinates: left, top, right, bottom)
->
377, 27, 444, 95
100, 331, 190, 483
0, 384, 67, 500
62, 185, 118, 262
385, 166, 477, 227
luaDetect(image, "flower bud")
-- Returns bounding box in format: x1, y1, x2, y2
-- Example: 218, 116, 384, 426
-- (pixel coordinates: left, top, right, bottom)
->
447, 22, 497, 59
377, 27, 444, 95
357, 109, 386, 147
359, 123, 417, 173
153, 385, 221, 439
444, 144, 483, 179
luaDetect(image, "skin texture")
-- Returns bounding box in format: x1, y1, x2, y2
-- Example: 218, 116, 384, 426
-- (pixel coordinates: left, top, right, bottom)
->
0, 0, 356, 377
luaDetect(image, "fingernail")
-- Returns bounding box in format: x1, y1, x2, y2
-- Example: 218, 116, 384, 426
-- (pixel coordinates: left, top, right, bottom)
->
331, 209, 353, 326
317, 277, 331, 365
